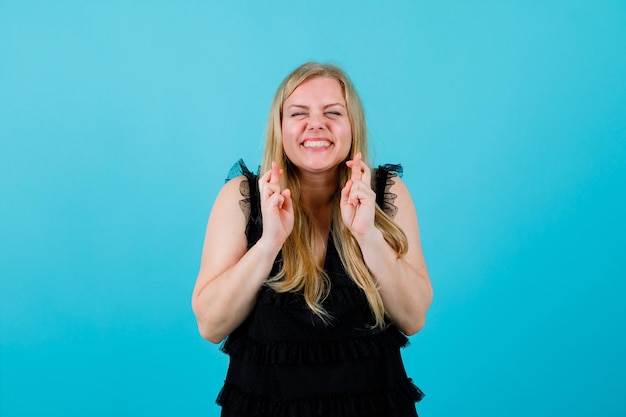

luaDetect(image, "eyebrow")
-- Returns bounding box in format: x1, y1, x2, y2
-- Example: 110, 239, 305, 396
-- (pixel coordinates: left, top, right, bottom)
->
285, 103, 346, 110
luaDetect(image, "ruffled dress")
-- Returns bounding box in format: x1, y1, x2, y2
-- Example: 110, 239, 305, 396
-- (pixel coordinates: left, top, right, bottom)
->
216, 160, 424, 417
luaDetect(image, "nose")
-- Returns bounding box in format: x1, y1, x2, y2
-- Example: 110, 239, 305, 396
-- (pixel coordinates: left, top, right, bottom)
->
307, 112, 325, 130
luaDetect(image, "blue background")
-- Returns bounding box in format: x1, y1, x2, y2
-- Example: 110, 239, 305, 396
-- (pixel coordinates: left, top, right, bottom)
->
1, 1, 625, 416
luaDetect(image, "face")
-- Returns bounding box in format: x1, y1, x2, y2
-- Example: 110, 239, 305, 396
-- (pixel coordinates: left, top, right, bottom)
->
281, 77, 352, 174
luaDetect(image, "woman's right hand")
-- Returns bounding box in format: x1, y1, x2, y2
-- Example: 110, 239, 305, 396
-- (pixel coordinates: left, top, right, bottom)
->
258, 161, 294, 249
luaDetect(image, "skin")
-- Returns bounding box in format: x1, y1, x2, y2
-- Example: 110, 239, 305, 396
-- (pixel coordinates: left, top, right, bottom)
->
191, 76, 432, 343
281, 77, 353, 253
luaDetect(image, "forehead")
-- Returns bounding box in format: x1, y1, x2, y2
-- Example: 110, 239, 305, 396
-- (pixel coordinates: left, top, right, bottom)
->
284, 77, 345, 106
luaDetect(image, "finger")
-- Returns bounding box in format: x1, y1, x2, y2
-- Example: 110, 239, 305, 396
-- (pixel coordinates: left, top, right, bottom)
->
259, 168, 272, 185
267, 190, 284, 210
266, 183, 280, 197
350, 152, 363, 182
348, 181, 361, 205
261, 173, 284, 204
258, 170, 272, 198
276, 192, 284, 207
281, 188, 293, 213
270, 161, 281, 186
341, 179, 354, 205
350, 178, 376, 202
360, 160, 372, 187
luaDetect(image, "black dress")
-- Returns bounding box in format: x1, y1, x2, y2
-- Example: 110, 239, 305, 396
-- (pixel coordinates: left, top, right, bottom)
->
216, 161, 424, 417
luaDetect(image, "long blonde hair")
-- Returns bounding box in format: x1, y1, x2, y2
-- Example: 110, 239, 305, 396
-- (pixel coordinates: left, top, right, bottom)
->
261, 62, 407, 329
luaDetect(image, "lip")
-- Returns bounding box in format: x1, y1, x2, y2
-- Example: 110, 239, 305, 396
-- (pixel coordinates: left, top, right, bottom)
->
301, 137, 333, 145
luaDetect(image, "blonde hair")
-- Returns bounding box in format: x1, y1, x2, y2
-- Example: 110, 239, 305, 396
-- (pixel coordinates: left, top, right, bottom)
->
261, 62, 407, 329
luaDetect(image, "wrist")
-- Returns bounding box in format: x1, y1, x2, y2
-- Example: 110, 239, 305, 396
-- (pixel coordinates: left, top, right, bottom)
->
353, 227, 384, 249
255, 235, 284, 257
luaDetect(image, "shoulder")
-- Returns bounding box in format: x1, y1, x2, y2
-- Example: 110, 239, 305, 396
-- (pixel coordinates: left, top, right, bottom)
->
196, 176, 251, 289
213, 174, 263, 247
210, 176, 250, 225
386, 174, 416, 211
218, 175, 249, 201
386, 174, 410, 198
223, 159, 259, 208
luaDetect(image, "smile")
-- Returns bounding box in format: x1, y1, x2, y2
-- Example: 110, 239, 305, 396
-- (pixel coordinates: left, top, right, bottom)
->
302, 140, 332, 148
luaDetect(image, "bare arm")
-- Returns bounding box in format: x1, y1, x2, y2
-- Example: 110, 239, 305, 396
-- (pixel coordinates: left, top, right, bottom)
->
357, 177, 432, 335
341, 155, 432, 335
191, 164, 293, 343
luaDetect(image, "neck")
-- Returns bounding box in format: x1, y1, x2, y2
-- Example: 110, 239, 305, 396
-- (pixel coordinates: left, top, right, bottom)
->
292, 168, 340, 238
296, 169, 338, 212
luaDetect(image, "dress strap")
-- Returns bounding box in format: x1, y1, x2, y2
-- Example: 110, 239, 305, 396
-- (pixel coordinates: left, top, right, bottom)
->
374, 163, 403, 218
226, 159, 262, 248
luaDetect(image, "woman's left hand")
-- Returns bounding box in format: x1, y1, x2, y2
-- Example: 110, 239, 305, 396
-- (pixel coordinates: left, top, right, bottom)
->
341, 152, 433, 335
340, 152, 377, 239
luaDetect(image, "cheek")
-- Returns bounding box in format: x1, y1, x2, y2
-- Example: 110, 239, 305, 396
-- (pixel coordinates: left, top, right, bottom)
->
341, 141, 352, 159
343, 126, 354, 157
281, 121, 300, 141
341, 124, 353, 146
338, 118, 352, 136
281, 124, 299, 157
282, 125, 297, 147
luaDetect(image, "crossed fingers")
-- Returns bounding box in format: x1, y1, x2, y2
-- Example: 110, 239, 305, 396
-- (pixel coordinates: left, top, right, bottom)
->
259, 161, 281, 197
344, 152, 372, 205
259, 161, 293, 213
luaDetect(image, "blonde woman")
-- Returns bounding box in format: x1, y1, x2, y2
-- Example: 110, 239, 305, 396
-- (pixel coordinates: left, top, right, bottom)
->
192, 62, 433, 417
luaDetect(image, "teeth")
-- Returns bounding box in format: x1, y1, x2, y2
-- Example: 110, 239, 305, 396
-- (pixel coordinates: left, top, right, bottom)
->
303, 141, 330, 148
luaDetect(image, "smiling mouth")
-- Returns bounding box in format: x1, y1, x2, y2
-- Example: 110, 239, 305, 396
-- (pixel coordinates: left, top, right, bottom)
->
302, 140, 332, 148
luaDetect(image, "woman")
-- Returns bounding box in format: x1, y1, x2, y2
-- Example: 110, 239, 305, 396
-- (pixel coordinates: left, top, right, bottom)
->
192, 62, 433, 417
